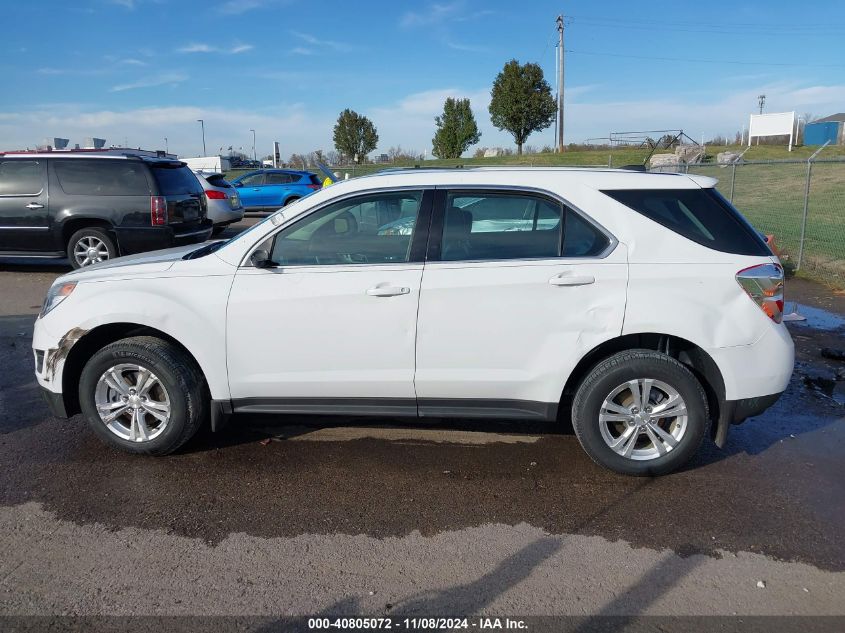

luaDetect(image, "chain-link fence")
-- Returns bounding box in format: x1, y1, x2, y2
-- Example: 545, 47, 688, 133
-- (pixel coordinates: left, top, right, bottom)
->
680, 159, 845, 286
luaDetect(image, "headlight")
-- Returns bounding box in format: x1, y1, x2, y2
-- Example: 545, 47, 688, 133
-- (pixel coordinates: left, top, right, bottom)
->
40, 282, 77, 318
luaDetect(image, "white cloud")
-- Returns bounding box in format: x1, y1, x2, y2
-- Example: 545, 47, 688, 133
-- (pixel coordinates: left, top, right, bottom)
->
445, 41, 488, 53
109, 73, 188, 92
0, 104, 334, 158
177, 42, 254, 54
290, 47, 314, 56
400, 2, 462, 27
178, 43, 215, 53
4, 81, 844, 159
289, 31, 352, 52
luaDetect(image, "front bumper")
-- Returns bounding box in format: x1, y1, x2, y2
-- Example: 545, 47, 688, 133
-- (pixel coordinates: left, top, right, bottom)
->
40, 384, 70, 418
115, 221, 213, 255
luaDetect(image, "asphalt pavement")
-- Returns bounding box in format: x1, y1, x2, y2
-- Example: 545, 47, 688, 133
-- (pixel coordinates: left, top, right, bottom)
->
0, 224, 843, 624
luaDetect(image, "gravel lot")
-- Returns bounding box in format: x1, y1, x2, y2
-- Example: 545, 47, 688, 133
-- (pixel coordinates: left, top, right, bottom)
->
0, 221, 843, 627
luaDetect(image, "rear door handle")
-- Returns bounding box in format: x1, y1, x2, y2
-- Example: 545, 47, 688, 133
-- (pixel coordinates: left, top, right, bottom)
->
366, 285, 411, 297
549, 274, 595, 287
25, 203, 45, 209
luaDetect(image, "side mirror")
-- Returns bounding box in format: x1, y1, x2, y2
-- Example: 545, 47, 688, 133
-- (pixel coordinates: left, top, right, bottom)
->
233, 181, 243, 188
250, 249, 271, 268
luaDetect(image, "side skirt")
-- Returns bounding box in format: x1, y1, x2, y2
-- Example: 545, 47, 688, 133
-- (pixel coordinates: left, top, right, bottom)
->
215, 397, 559, 430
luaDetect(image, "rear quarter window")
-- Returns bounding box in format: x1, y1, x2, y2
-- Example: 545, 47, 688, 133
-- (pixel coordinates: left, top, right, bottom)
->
152, 164, 203, 195
602, 188, 771, 256
54, 159, 150, 196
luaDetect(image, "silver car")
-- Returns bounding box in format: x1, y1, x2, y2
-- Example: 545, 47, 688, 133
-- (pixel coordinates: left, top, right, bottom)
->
194, 171, 245, 236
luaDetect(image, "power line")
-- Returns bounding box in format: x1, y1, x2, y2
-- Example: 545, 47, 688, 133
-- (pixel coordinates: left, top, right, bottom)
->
565, 49, 845, 69
566, 14, 845, 34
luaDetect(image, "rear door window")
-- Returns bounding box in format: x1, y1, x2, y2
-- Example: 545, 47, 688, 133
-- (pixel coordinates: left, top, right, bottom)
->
238, 173, 265, 186
54, 159, 150, 196
441, 192, 562, 261
603, 188, 770, 256
151, 163, 203, 195
0, 160, 45, 195
265, 172, 296, 185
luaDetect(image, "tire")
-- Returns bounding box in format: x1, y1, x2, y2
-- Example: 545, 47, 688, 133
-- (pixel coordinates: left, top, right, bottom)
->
571, 350, 709, 476
78, 336, 207, 456
67, 227, 117, 269
283, 196, 300, 206
211, 225, 226, 237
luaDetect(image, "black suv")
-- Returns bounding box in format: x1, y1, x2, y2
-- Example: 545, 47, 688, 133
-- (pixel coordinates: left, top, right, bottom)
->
0, 153, 212, 268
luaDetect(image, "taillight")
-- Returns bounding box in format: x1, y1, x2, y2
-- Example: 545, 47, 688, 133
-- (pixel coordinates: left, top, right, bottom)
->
205, 189, 227, 199
736, 263, 784, 324
306, 184, 320, 190
150, 196, 167, 226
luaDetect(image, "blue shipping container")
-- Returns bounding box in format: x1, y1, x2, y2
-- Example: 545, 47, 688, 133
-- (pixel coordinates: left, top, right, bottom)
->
804, 121, 840, 145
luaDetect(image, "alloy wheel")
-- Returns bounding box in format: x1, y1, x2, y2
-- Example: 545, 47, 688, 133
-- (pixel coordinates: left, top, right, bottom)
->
94, 363, 171, 442
598, 378, 688, 461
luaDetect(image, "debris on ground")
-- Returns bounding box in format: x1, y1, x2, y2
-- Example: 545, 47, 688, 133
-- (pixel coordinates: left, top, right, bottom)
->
756, 580, 767, 589
821, 347, 845, 361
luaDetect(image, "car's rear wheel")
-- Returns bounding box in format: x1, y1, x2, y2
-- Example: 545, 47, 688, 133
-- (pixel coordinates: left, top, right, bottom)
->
283, 196, 300, 206
78, 336, 207, 455
571, 350, 709, 476
67, 227, 116, 269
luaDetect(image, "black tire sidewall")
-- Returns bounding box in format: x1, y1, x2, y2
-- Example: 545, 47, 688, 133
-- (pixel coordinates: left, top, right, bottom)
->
573, 354, 708, 476
79, 343, 190, 454
67, 228, 116, 269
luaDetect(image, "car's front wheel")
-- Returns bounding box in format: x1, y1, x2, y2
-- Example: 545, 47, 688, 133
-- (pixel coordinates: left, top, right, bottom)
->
571, 350, 709, 476
78, 336, 207, 455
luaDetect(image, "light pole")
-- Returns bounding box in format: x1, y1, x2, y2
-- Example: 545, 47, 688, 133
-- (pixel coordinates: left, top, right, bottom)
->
164, 137, 168, 154
197, 119, 206, 156
250, 129, 256, 163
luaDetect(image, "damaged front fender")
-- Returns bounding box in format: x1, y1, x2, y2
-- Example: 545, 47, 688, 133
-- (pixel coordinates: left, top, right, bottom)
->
42, 327, 88, 383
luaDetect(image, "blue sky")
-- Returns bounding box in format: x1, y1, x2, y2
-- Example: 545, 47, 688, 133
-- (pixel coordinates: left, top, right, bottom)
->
2, 0, 845, 158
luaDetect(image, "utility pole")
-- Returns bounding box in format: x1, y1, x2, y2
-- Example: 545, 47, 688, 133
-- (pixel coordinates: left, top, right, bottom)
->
197, 119, 206, 156
250, 129, 257, 163
556, 14, 565, 152
164, 137, 168, 154
758, 94, 766, 114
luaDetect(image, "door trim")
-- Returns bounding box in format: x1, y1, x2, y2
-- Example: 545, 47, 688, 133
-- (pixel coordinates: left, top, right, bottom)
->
232, 397, 418, 417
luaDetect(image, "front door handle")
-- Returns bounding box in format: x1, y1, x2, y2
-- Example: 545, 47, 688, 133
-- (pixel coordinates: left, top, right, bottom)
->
366, 285, 411, 297
549, 274, 595, 287
25, 202, 45, 209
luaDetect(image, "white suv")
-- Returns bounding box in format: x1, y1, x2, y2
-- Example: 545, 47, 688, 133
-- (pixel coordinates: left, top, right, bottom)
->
32, 168, 793, 475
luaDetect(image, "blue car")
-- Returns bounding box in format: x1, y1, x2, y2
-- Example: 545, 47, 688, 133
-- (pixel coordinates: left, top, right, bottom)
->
230, 169, 322, 212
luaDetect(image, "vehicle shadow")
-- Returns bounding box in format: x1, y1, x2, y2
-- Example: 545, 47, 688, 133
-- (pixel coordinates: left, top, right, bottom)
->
250, 479, 680, 623
0, 260, 70, 273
